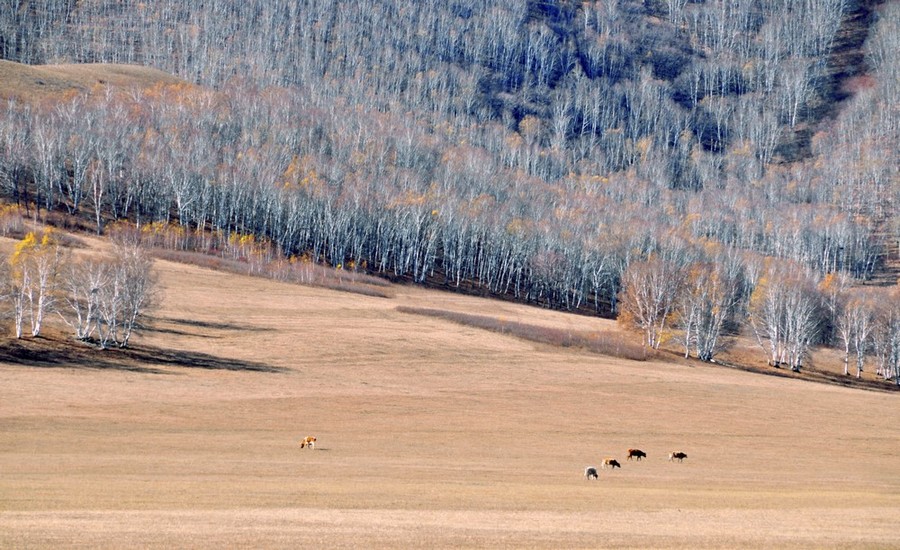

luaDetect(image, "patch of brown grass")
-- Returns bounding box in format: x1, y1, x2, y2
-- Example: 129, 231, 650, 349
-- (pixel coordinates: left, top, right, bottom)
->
396, 305, 651, 361
0, 205, 26, 238
0, 60, 186, 102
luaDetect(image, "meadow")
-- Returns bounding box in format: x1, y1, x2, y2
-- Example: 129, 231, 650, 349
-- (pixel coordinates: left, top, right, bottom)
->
1, 239, 898, 548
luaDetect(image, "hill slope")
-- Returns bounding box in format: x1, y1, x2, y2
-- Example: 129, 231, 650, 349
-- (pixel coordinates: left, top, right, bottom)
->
0, 2, 896, 372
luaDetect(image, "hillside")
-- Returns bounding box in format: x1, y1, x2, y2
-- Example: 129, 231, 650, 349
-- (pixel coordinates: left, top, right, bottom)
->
0, 4, 897, 377
0, 60, 187, 102
1, 235, 899, 547
1, 2, 896, 300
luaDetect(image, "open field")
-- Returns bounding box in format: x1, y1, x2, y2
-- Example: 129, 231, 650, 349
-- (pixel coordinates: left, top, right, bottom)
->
1, 240, 899, 548
0, 60, 187, 102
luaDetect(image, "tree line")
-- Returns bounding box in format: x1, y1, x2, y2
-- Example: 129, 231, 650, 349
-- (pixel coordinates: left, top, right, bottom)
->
618, 252, 900, 382
0, 66, 892, 306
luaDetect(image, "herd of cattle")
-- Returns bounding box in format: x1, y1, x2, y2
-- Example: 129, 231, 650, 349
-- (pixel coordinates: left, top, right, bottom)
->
584, 449, 687, 480
301, 437, 687, 481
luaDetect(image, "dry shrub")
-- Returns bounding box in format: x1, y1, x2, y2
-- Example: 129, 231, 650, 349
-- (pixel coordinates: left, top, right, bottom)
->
269, 257, 389, 286
40, 208, 92, 232
106, 220, 146, 247
397, 306, 650, 361
0, 204, 25, 237
152, 249, 251, 273
268, 257, 393, 298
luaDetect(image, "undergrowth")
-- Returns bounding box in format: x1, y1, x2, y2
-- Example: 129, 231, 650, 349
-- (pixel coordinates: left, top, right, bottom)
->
152, 248, 394, 299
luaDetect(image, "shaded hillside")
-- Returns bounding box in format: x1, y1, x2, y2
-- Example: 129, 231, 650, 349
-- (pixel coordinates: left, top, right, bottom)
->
775, 0, 887, 161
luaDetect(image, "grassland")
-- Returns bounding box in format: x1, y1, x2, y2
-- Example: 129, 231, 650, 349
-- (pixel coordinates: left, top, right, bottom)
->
1, 236, 899, 548
0, 60, 186, 101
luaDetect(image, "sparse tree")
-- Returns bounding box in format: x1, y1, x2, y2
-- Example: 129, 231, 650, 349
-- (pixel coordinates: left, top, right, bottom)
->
819, 272, 850, 345
873, 287, 900, 385
870, 289, 900, 383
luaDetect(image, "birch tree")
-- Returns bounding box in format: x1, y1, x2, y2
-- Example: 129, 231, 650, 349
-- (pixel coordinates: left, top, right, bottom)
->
619, 257, 685, 349
836, 289, 878, 378
875, 287, 900, 384
60, 257, 111, 341
8, 230, 62, 338
870, 290, 900, 383
112, 238, 158, 347
748, 262, 821, 371
678, 260, 741, 361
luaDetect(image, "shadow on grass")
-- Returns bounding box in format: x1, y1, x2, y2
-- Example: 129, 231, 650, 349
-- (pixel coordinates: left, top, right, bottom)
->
143, 316, 268, 337
121, 343, 285, 373
711, 356, 900, 394
656, 346, 900, 394
0, 332, 284, 374
396, 306, 651, 362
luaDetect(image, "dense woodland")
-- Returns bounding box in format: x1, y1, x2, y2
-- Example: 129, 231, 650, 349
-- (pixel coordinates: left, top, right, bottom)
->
0, 1, 897, 379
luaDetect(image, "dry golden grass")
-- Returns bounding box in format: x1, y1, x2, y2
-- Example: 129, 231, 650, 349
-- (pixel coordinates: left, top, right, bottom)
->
1, 235, 899, 548
0, 60, 186, 102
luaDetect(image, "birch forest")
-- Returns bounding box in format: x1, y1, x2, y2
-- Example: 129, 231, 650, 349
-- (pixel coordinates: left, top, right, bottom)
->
0, 1, 897, 378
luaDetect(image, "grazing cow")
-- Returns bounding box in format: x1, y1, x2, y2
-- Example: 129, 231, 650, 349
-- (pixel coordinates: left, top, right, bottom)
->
602, 458, 621, 469
584, 466, 599, 480
299, 436, 317, 449
627, 448, 646, 461
669, 451, 688, 462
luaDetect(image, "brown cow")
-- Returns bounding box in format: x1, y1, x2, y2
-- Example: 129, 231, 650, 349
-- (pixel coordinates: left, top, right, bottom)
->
669, 451, 688, 462
627, 448, 646, 461
299, 436, 317, 449
602, 458, 621, 469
